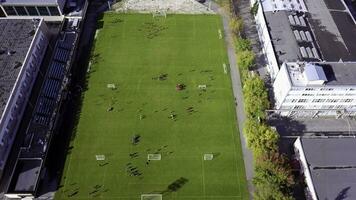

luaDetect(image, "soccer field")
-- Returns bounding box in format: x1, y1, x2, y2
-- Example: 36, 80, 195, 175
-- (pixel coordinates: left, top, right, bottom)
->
56, 13, 248, 200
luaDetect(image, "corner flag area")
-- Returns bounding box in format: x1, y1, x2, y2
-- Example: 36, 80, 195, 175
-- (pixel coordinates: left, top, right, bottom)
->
56, 13, 248, 200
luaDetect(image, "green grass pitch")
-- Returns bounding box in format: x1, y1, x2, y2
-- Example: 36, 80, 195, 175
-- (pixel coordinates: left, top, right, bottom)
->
56, 13, 248, 200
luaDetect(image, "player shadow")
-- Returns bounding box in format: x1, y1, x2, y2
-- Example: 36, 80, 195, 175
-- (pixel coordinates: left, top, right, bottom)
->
153, 177, 189, 195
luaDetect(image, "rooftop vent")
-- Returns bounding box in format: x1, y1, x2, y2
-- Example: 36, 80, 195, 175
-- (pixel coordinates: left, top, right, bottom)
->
7, 50, 16, 56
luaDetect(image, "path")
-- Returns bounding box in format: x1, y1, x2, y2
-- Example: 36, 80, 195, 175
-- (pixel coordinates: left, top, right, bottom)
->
206, 1, 254, 198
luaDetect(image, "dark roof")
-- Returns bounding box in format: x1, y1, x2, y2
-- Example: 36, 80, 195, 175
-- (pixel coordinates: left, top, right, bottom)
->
315, 62, 356, 85
0, 19, 39, 120
8, 159, 42, 193
304, 0, 356, 61
263, 0, 356, 63
300, 138, 356, 200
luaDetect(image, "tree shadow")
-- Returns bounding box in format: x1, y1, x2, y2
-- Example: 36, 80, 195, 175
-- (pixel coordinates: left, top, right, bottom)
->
335, 186, 351, 200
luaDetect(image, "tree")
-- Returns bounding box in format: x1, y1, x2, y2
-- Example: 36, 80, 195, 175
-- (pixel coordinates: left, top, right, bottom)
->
244, 121, 279, 156
237, 50, 255, 71
253, 152, 295, 199
243, 75, 269, 120
235, 37, 251, 52
229, 17, 244, 35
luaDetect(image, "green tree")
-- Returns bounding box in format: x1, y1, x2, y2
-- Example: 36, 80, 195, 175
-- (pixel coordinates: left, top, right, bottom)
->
253, 152, 295, 199
237, 50, 255, 71
229, 17, 244, 35
235, 37, 252, 52
244, 121, 279, 156
243, 75, 269, 120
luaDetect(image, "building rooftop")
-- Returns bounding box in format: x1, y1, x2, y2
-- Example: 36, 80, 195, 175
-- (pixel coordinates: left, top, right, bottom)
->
263, 0, 356, 64
0, 19, 40, 121
285, 62, 356, 86
299, 138, 356, 200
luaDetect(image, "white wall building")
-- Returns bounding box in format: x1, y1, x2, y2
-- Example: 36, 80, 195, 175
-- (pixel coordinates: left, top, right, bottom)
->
251, 0, 356, 117
273, 62, 356, 117
0, 0, 66, 21
0, 18, 49, 178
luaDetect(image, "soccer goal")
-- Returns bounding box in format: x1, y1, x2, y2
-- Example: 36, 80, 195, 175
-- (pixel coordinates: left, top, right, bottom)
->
204, 154, 214, 161
152, 10, 167, 18
141, 194, 162, 200
147, 154, 161, 161
107, 83, 116, 90
95, 155, 105, 161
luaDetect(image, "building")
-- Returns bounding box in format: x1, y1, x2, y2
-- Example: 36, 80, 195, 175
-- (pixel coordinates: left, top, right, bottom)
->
294, 137, 356, 200
273, 62, 356, 117
0, 18, 49, 179
251, 0, 356, 117
0, 0, 66, 21
4, 31, 78, 199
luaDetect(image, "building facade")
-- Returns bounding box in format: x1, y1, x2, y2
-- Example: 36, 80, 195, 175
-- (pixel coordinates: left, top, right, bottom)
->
273, 62, 356, 117
0, 0, 66, 21
0, 18, 49, 178
251, 0, 356, 117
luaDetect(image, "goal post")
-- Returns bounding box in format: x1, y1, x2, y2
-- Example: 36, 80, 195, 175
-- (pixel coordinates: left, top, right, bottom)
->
152, 10, 167, 18
141, 194, 162, 200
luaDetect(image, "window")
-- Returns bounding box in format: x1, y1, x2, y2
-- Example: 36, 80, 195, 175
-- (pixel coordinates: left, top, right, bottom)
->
294, 105, 305, 109
26, 6, 38, 16
3, 6, 17, 16
312, 99, 325, 103
14, 6, 27, 15
48, 6, 60, 16
37, 6, 49, 16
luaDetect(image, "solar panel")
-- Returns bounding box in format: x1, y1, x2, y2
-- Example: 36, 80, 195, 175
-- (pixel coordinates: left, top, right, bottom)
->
305, 31, 313, 42
294, 15, 301, 26
300, 47, 308, 58
300, 31, 307, 41
306, 47, 314, 58
289, 15, 296, 25
312, 48, 320, 59
299, 16, 306, 26
294, 30, 301, 41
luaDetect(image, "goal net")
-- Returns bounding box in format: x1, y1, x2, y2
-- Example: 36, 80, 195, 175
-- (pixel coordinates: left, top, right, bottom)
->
141, 194, 162, 200
204, 154, 214, 160
96, 155, 105, 161
147, 154, 161, 161
152, 10, 167, 18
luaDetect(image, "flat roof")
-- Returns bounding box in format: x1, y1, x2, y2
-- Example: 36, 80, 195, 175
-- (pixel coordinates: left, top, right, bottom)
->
9, 159, 42, 193
286, 62, 356, 86
0, 19, 39, 121
263, 0, 356, 63
300, 138, 356, 200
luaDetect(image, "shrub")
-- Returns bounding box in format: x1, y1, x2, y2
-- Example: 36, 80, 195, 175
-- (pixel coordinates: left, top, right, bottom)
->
229, 17, 244, 35
244, 121, 279, 156
243, 75, 269, 120
253, 152, 295, 200
237, 50, 255, 71
235, 37, 251, 52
